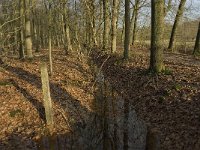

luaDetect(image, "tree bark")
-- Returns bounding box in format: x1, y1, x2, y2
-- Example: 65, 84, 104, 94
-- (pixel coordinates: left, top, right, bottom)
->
19, 0, 25, 59
111, 0, 118, 53
74, 0, 81, 51
61, 3, 67, 54
32, 2, 40, 53
129, 0, 139, 46
150, 0, 165, 73
132, 10, 138, 46
62, 1, 72, 55
168, 0, 186, 51
24, 0, 33, 58
48, 3, 53, 76
103, 0, 109, 50
83, 0, 97, 47
121, 18, 125, 45
124, 0, 130, 60
193, 22, 200, 55
164, 0, 172, 16
98, 0, 103, 46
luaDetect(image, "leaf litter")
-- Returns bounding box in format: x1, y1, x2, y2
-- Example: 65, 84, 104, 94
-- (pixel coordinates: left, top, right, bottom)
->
91, 48, 200, 150
0, 48, 200, 149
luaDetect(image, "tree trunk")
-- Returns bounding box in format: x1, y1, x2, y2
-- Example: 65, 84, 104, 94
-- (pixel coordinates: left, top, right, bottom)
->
74, 0, 81, 51
164, 0, 172, 16
33, 10, 40, 52
129, 0, 139, 46
132, 10, 138, 46
61, 7, 67, 54
149, 0, 165, 73
123, 0, 130, 60
48, 4, 53, 76
121, 18, 125, 44
62, 1, 72, 55
13, 7, 18, 55
24, 0, 33, 58
168, 0, 186, 51
193, 22, 200, 55
19, 0, 25, 59
111, 0, 118, 53
83, 0, 97, 47
89, 0, 97, 46
98, 0, 103, 46
103, 0, 109, 50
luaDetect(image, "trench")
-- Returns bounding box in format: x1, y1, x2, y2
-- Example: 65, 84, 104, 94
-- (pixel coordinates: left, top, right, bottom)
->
36, 52, 147, 150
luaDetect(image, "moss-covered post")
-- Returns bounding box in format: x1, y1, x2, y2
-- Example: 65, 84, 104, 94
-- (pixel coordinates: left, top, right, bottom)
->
149, 0, 165, 73
40, 62, 54, 127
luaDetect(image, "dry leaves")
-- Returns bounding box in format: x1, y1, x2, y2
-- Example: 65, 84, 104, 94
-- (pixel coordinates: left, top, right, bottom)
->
91, 49, 200, 150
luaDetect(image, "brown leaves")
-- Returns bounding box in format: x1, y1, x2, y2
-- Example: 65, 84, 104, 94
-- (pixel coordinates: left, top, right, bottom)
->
0, 50, 98, 149
91, 49, 200, 150
1, 48, 200, 149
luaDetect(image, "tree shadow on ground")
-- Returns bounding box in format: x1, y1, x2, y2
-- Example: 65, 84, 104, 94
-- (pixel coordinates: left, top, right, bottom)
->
0, 127, 81, 150
10, 79, 46, 122
0, 53, 149, 149
91, 50, 200, 150
3, 64, 89, 124
1, 60, 123, 149
0, 63, 94, 148
0, 63, 112, 149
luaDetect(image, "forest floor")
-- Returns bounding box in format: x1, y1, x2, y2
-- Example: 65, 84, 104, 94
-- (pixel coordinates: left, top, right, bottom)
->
0, 47, 200, 149
91, 47, 200, 150
0, 50, 96, 149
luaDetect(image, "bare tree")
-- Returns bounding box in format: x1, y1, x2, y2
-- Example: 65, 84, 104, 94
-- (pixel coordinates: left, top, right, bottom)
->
24, 0, 33, 58
149, 0, 165, 73
124, 0, 130, 60
111, 0, 119, 53
103, 0, 109, 50
19, 0, 25, 59
168, 0, 187, 51
129, 0, 140, 46
61, 0, 72, 54
193, 22, 200, 55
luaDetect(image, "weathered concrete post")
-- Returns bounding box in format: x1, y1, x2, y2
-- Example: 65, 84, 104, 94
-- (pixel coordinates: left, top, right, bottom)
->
40, 62, 54, 127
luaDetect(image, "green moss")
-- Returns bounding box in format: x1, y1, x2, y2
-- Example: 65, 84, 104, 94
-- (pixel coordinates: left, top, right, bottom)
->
114, 59, 124, 66
0, 81, 13, 86
173, 84, 182, 91
0, 67, 5, 72
193, 51, 200, 56
27, 58, 34, 62
9, 109, 24, 117
162, 68, 172, 75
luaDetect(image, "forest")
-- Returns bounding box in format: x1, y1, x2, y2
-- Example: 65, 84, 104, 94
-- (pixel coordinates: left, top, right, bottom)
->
0, 0, 200, 149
